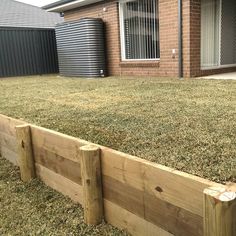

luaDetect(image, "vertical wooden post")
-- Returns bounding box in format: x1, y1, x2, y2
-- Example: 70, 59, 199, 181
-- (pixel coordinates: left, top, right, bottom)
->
203, 186, 236, 236
80, 145, 103, 225
16, 125, 35, 182
0, 132, 2, 157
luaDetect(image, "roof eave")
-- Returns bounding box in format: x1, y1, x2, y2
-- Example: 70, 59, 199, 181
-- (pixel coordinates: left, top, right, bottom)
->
45, 0, 103, 12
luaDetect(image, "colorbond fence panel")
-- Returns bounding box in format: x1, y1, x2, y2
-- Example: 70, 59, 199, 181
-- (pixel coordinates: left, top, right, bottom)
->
0, 114, 235, 236
0, 28, 59, 78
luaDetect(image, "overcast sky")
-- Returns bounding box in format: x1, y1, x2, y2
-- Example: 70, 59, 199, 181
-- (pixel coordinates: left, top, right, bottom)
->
15, 0, 59, 7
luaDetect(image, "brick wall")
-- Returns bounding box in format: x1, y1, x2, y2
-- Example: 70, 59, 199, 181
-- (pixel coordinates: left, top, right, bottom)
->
64, 0, 180, 77
64, 0, 236, 78
182, 0, 191, 77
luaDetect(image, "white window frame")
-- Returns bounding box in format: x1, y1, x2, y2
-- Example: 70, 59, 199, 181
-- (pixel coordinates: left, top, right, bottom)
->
119, 0, 160, 62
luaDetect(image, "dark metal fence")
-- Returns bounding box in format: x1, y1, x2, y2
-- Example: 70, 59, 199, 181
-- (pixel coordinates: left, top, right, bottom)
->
0, 27, 59, 77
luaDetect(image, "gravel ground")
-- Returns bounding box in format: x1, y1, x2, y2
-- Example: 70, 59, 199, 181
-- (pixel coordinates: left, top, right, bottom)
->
0, 155, 128, 235
0, 75, 235, 183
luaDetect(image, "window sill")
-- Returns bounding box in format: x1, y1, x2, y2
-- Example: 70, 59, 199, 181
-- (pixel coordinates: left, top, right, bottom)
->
120, 60, 160, 68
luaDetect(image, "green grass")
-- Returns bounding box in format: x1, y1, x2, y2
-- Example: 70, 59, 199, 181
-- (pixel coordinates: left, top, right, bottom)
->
0, 75, 235, 183
0, 155, 128, 235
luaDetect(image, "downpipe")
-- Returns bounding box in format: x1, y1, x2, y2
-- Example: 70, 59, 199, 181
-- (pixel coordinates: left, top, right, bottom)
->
178, 0, 183, 79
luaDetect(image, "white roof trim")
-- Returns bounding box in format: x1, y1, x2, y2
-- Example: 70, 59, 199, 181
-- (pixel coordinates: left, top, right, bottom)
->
47, 0, 103, 12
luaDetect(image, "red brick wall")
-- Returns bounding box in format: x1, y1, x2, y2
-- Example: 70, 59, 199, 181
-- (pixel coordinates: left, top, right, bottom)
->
64, 0, 179, 77
182, 0, 191, 77
158, 0, 179, 77
63, 0, 236, 78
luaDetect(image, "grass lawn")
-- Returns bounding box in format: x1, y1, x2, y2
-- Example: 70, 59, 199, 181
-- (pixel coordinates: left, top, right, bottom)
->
0, 75, 235, 183
0, 155, 127, 235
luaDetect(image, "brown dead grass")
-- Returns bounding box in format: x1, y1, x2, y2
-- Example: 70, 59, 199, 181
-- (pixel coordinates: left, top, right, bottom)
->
0, 155, 128, 235
0, 75, 235, 183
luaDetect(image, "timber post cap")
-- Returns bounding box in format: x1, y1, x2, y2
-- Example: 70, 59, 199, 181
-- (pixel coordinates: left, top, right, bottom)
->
80, 144, 100, 151
15, 124, 31, 129
204, 186, 236, 202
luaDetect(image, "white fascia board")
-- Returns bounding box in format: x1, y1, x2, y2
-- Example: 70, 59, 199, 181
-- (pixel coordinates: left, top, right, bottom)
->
48, 0, 103, 12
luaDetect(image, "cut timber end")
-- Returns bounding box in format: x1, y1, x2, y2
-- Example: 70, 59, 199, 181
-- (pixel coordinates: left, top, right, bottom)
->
15, 125, 35, 182
80, 145, 103, 225
203, 186, 236, 236
80, 145, 100, 152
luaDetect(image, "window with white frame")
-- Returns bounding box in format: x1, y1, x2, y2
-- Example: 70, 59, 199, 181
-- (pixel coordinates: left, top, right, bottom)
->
119, 0, 160, 60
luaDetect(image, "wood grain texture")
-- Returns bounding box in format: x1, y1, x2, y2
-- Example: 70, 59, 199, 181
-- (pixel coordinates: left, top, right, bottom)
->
101, 147, 222, 217
33, 145, 82, 185
80, 145, 103, 225
35, 163, 83, 204
0, 114, 25, 136
16, 125, 35, 182
1, 145, 18, 165
104, 199, 174, 236
0, 114, 26, 163
204, 186, 236, 236
1, 114, 234, 236
31, 125, 90, 162
103, 175, 203, 236
0, 132, 18, 153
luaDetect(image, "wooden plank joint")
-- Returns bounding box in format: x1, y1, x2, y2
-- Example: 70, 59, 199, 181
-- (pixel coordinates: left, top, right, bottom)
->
203, 186, 236, 236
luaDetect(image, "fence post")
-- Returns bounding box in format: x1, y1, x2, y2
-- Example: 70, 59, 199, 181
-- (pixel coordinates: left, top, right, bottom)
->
203, 186, 236, 236
16, 125, 35, 182
80, 145, 103, 225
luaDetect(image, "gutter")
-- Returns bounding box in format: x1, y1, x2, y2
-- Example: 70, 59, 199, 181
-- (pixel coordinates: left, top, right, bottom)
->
43, 0, 73, 10
178, 0, 183, 78
44, 0, 103, 12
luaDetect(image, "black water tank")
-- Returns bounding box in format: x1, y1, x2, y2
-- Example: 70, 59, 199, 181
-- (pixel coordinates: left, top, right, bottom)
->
55, 18, 106, 77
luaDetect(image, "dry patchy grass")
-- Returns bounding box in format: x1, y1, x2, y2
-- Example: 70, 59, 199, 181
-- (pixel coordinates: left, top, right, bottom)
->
0, 155, 128, 235
0, 75, 235, 183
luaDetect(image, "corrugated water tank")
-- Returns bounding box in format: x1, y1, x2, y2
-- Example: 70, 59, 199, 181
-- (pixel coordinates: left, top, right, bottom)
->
55, 18, 106, 77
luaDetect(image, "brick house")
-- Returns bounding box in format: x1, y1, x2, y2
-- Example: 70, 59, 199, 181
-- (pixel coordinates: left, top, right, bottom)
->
44, 0, 236, 78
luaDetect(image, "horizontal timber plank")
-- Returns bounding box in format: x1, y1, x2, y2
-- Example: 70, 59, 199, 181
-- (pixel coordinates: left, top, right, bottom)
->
35, 164, 83, 204
104, 199, 173, 236
0, 114, 26, 137
31, 125, 90, 162
101, 148, 222, 217
0, 131, 18, 153
1, 114, 233, 236
34, 146, 82, 185
1, 145, 18, 166
103, 175, 203, 236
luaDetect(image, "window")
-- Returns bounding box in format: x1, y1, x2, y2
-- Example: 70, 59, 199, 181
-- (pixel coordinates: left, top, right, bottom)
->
119, 0, 160, 60
201, 0, 220, 68
201, 0, 236, 68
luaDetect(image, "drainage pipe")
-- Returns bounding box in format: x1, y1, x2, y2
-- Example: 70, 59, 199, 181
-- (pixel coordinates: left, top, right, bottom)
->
178, 0, 183, 78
